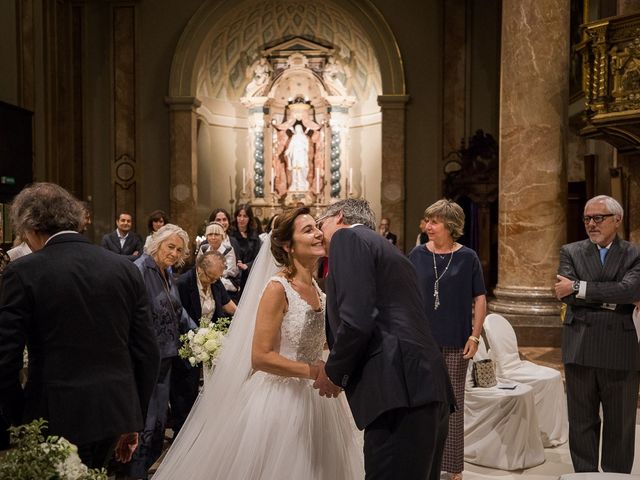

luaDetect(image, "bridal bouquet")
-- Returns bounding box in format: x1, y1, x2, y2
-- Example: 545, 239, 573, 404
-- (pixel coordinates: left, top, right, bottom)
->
178, 317, 231, 369
0, 419, 107, 480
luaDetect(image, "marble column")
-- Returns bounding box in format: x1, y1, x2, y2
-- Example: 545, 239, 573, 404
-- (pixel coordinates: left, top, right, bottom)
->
489, 0, 569, 346
166, 96, 201, 243
377, 95, 409, 248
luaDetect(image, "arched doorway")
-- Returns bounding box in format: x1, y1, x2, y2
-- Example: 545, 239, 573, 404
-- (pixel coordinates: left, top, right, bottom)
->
167, 0, 407, 242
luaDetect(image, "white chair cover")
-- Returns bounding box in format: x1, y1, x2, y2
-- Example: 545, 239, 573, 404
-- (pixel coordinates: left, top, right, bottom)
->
484, 313, 569, 447
464, 338, 546, 470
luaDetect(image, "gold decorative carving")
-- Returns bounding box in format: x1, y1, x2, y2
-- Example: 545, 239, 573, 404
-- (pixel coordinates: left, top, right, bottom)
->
579, 13, 640, 151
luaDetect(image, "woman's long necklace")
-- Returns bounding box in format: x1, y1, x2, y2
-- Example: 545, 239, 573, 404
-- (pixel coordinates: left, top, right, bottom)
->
432, 245, 455, 310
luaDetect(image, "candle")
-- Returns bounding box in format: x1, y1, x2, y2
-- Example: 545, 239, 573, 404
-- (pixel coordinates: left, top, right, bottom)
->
315, 167, 320, 193
270, 167, 275, 194
348, 168, 353, 195
242, 168, 246, 194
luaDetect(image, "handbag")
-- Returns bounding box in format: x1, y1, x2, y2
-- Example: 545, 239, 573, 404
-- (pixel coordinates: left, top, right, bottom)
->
472, 359, 497, 388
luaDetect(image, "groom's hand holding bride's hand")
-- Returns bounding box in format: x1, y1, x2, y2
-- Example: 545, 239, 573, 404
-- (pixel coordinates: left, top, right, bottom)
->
312, 361, 341, 398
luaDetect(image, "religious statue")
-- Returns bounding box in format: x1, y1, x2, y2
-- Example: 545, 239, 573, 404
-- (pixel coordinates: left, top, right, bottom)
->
272, 98, 324, 198
244, 57, 272, 97
285, 124, 310, 191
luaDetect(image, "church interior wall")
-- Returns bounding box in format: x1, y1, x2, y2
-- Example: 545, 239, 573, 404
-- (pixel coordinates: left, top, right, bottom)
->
0, 1, 18, 106
370, 0, 445, 244
468, 0, 501, 139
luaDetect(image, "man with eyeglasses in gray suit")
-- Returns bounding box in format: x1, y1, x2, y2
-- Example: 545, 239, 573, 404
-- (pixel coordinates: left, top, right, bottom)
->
555, 194, 640, 473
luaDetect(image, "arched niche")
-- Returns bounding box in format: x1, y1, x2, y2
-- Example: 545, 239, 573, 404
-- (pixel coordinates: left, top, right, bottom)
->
166, 0, 407, 243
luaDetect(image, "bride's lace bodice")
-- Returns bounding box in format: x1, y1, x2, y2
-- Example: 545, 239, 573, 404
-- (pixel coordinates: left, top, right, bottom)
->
269, 276, 326, 364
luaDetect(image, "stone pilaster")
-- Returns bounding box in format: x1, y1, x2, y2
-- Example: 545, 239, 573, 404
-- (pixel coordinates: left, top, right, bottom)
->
489, 0, 569, 346
112, 5, 136, 219
165, 96, 201, 243
377, 95, 409, 248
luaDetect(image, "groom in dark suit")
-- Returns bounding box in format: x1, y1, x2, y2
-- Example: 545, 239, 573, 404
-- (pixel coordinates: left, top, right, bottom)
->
555, 195, 640, 473
314, 198, 455, 480
0, 183, 160, 469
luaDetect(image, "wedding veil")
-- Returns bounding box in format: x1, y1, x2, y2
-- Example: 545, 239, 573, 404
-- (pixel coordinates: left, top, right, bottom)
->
152, 235, 280, 479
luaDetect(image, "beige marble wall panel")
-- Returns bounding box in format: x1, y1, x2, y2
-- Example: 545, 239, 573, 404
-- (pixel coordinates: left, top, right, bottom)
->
493, 0, 569, 317
378, 95, 409, 248
442, 0, 466, 157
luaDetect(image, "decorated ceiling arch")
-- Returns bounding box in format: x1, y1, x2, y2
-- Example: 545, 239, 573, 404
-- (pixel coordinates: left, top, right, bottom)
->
195, 0, 382, 101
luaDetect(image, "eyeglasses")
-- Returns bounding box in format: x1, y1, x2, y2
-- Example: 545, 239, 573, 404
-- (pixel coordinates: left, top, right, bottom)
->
582, 214, 615, 224
315, 213, 335, 229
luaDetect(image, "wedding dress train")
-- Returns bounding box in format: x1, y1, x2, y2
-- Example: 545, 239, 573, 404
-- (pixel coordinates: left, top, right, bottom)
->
152, 236, 363, 480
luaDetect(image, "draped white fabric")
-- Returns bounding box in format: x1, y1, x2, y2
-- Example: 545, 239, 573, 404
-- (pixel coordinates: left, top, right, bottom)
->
464, 338, 546, 470
484, 313, 569, 447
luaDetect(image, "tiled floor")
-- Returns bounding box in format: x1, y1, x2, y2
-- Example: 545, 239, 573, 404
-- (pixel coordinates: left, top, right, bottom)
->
457, 411, 640, 479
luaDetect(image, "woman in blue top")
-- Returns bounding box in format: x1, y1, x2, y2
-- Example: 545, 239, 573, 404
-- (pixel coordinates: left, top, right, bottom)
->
408, 199, 486, 480
123, 223, 194, 480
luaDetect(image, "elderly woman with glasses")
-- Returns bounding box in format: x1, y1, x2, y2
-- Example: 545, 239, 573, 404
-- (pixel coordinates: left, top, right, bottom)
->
408, 199, 487, 480
171, 250, 237, 436
121, 223, 196, 480
199, 221, 241, 299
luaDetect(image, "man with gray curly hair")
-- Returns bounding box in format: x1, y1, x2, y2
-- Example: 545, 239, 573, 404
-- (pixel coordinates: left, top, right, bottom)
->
314, 198, 455, 480
0, 182, 160, 469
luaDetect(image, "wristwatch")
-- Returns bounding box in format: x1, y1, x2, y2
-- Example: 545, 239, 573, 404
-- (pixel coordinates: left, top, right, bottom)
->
572, 280, 580, 293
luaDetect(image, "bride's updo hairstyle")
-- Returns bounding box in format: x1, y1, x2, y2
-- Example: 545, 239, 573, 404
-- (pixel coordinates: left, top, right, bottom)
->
270, 206, 311, 277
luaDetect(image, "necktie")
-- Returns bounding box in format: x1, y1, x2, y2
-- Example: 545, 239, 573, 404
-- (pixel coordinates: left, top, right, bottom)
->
599, 247, 608, 265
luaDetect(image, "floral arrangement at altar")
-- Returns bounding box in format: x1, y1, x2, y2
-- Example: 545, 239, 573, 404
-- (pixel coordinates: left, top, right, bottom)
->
0, 419, 107, 480
178, 317, 231, 369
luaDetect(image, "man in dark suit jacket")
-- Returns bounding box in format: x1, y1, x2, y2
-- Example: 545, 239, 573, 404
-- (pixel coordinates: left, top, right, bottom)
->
101, 212, 144, 261
314, 198, 455, 480
172, 251, 236, 433
555, 195, 640, 473
378, 217, 397, 245
0, 183, 160, 469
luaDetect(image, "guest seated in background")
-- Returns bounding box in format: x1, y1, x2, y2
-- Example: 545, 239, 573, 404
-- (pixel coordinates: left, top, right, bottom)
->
171, 250, 237, 436
120, 224, 195, 480
228, 204, 262, 302
209, 208, 241, 260
143, 209, 169, 254
198, 222, 240, 311
0, 183, 159, 469
416, 217, 429, 246
408, 199, 487, 480
378, 217, 397, 245
101, 212, 144, 261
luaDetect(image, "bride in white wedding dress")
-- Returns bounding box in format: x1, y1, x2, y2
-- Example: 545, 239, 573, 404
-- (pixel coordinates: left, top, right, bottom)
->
152, 207, 363, 480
